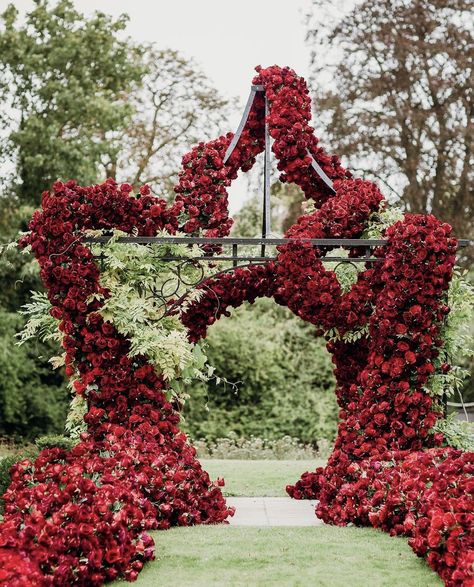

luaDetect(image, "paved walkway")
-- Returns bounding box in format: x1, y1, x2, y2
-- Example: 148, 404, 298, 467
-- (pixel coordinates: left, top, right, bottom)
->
226, 497, 324, 527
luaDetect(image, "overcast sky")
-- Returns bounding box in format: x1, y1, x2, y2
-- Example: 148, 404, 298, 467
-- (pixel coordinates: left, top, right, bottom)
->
1, 0, 351, 213
5, 0, 314, 107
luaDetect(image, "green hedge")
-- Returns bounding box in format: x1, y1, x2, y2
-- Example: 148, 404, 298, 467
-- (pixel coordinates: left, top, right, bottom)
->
183, 298, 338, 445
0, 310, 69, 441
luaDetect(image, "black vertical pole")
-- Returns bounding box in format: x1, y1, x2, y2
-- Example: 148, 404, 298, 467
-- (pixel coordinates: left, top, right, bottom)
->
261, 94, 271, 257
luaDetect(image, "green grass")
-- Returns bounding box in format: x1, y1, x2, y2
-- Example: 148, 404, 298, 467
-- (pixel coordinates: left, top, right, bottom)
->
113, 526, 441, 587
0, 443, 17, 459
108, 459, 441, 586
200, 458, 324, 497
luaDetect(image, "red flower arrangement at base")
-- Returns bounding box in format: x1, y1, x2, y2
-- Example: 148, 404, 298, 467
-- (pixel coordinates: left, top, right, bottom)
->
0, 65, 471, 586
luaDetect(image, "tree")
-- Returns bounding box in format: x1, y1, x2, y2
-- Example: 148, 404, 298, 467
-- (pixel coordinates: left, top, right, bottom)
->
104, 48, 229, 199
306, 0, 473, 255
0, 0, 144, 441
0, 0, 144, 207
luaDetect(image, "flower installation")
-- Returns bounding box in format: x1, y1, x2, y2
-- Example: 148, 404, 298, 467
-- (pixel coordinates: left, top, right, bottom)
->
0, 65, 472, 586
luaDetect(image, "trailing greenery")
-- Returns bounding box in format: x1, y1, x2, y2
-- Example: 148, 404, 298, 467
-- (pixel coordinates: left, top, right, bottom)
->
431, 416, 474, 452
362, 205, 405, 239
427, 268, 474, 401
420, 268, 474, 451
16, 290, 60, 347
88, 231, 215, 401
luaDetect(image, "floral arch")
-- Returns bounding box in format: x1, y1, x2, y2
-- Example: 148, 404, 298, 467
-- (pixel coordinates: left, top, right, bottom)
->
0, 66, 472, 586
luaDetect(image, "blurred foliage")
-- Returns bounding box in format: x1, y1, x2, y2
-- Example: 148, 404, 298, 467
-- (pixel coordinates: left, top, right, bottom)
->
183, 298, 338, 445
0, 309, 68, 440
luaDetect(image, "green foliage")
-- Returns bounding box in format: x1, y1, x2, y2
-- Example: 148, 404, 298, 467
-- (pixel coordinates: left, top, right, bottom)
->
65, 394, 87, 440
362, 205, 405, 239
183, 298, 338, 445
88, 232, 214, 401
35, 434, 75, 451
0, 309, 68, 440
426, 269, 474, 403
0, 0, 145, 442
431, 416, 474, 452
16, 290, 60, 346
0, 0, 144, 204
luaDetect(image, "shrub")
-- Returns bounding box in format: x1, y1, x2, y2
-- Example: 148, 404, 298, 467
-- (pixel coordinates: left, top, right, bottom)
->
0, 310, 69, 440
193, 434, 331, 460
183, 298, 338, 445
35, 434, 75, 451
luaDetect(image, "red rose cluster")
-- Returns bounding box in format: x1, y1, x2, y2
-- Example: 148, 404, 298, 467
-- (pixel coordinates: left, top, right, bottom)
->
0, 180, 233, 585
174, 65, 349, 237
0, 65, 470, 586
253, 65, 348, 205
288, 449, 474, 586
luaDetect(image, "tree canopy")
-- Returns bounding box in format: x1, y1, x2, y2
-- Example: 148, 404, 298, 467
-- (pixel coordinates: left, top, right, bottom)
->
0, 0, 144, 206
306, 0, 473, 257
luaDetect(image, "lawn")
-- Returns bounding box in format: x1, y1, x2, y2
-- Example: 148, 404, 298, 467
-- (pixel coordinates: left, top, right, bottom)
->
110, 459, 442, 586
112, 526, 441, 587
200, 458, 324, 497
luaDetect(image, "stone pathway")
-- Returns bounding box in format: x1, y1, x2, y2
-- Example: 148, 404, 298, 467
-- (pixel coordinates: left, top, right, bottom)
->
226, 497, 324, 527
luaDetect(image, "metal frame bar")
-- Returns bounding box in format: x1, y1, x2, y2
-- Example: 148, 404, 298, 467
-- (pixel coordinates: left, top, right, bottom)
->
308, 152, 336, 193
84, 236, 470, 268
84, 236, 470, 248
84, 236, 470, 320
223, 84, 264, 164
157, 256, 381, 263
261, 94, 272, 256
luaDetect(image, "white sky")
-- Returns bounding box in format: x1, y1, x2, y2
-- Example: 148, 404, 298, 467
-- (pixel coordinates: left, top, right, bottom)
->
1, 0, 340, 212
4, 0, 314, 109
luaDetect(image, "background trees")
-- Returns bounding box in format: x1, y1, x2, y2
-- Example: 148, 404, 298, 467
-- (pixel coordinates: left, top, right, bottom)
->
0, 0, 144, 209
305, 0, 473, 261
105, 48, 230, 198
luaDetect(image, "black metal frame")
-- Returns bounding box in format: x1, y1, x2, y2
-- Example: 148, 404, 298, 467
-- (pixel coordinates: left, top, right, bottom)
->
222, 84, 336, 253
84, 235, 469, 317
85, 235, 470, 265
83, 82, 471, 318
